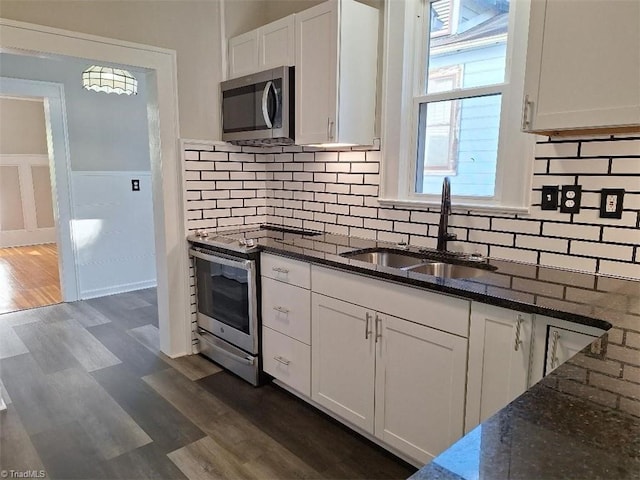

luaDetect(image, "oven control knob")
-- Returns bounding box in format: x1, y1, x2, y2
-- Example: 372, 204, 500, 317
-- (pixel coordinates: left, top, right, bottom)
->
239, 238, 247, 246
200, 230, 208, 238
246, 239, 255, 247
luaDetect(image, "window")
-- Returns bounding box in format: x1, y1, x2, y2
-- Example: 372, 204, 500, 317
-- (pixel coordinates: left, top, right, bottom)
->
380, 0, 535, 212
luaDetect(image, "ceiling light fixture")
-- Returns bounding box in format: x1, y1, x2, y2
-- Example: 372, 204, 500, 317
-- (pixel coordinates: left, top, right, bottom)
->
82, 65, 138, 95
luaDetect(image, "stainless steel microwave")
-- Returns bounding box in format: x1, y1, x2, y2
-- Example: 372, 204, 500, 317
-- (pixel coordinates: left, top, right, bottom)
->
221, 66, 294, 146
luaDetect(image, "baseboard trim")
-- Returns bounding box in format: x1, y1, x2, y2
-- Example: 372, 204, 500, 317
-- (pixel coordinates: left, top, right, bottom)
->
0, 228, 56, 248
80, 279, 157, 300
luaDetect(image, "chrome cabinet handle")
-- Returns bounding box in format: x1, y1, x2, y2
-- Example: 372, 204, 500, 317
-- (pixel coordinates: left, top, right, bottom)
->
274, 355, 290, 366
375, 314, 382, 343
521, 94, 534, 131
550, 330, 560, 369
365, 312, 372, 339
272, 267, 289, 274
327, 117, 335, 140
514, 314, 524, 352
273, 306, 289, 314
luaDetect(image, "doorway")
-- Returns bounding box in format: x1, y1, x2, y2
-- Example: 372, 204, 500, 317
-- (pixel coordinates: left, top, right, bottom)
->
0, 96, 62, 314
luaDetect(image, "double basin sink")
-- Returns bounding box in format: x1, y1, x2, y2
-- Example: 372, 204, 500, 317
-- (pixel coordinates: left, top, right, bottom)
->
340, 248, 497, 279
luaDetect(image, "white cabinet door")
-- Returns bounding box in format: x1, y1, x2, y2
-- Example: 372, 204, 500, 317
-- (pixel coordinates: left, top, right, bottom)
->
375, 314, 468, 463
259, 15, 295, 70
262, 326, 311, 396
530, 315, 604, 385
523, 0, 640, 133
228, 30, 258, 79
311, 293, 375, 433
295, 1, 338, 145
466, 303, 532, 432
545, 326, 598, 376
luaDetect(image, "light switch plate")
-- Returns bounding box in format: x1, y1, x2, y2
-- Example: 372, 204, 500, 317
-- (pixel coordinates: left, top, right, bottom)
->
541, 185, 559, 210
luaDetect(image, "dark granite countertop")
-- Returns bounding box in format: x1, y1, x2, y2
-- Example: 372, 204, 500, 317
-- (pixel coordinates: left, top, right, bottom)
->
189, 226, 640, 479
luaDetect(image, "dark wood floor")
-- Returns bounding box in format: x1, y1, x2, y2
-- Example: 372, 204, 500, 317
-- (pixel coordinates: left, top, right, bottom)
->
0, 289, 416, 480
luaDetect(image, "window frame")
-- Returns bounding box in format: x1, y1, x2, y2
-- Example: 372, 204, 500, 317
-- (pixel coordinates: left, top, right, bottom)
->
379, 0, 536, 214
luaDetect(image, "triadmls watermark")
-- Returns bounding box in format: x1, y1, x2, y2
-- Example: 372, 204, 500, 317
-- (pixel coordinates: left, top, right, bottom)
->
1, 471, 46, 479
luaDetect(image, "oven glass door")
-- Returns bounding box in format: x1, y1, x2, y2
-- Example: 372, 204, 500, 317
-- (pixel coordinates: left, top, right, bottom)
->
194, 255, 252, 335
222, 78, 281, 135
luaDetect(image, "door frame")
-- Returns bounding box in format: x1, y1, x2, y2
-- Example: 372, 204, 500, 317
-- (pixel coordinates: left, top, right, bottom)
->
0, 83, 78, 301
0, 18, 191, 357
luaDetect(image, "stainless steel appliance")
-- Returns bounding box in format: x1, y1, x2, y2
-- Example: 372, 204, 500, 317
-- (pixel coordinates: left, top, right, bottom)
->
221, 66, 294, 145
189, 245, 260, 385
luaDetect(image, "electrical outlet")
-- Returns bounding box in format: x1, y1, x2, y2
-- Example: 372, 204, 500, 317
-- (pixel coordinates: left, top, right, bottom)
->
560, 185, 582, 214
600, 189, 624, 219
541, 185, 559, 210
131, 179, 140, 191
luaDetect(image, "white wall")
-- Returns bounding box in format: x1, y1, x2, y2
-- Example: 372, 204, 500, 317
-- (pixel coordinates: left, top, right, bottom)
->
0, 0, 223, 141
0, 97, 48, 154
0, 53, 151, 171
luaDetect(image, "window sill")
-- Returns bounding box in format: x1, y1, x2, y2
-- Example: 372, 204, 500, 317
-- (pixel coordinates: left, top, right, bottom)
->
377, 197, 531, 215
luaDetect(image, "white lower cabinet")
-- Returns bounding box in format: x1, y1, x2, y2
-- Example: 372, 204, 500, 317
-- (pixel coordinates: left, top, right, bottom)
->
311, 294, 375, 432
465, 303, 533, 432
311, 289, 469, 464
375, 314, 468, 463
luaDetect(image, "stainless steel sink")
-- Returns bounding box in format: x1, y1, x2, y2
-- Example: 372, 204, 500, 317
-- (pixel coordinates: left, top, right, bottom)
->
341, 247, 497, 279
343, 250, 430, 269
407, 262, 491, 279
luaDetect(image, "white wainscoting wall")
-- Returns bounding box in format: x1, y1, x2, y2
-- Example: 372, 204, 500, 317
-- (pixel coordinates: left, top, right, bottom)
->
71, 171, 157, 299
0, 154, 56, 248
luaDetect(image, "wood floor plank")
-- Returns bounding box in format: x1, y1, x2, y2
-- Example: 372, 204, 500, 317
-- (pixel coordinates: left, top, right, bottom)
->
0, 353, 76, 435
0, 377, 11, 405
167, 436, 257, 480
0, 404, 47, 475
66, 300, 112, 328
87, 322, 169, 377
44, 318, 121, 372
13, 321, 82, 374
0, 324, 29, 359
91, 363, 206, 454
85, 293, 153, 330
105, 443, 188, 480
0, 244, 61, 314
128, 324, 222, 380
48, 367, 152, 460
29, 420, 115, 480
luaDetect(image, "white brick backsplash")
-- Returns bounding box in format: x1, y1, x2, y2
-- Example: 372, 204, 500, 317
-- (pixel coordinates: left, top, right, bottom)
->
184, 137, 640, 280
535, 142, 579, 158
393, 221, 428, 235
581, 139, 640, 157
599, 260, 640, 280
542, 222, 601, 240
468, 230, 513, 246
549, 158, 609, 174
492, 218, 540, 234
611, 158, 640, 174
602, 227, 640, 245
339, 151, 366, 162
517, 235, 568, 253
490, 246, 538, 264
539, 253, 597, 273
571, 241, 633, 261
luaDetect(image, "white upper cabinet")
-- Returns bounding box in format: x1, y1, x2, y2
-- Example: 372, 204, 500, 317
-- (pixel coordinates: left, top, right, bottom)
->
258, 15, 295, 71
228, 30, 259, 79
522, 0, 640, 135
228, 15, 295, 79
295, 0, 379, 146
466, 303, 532, 433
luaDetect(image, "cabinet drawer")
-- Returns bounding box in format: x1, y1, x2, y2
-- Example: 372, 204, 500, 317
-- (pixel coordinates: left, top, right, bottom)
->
262, 326, 311, 396
261, 253, 310, 289
262, 277, 311, 344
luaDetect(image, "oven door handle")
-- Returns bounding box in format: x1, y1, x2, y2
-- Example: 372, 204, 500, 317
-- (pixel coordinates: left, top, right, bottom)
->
198, 329, 255, 366
189, 248, 252, 270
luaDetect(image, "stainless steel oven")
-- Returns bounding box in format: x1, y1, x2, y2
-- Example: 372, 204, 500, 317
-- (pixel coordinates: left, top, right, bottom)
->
189, 246, 260, 385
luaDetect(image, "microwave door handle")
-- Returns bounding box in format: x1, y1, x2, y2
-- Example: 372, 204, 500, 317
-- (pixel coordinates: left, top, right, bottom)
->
261, 81, 273, 129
